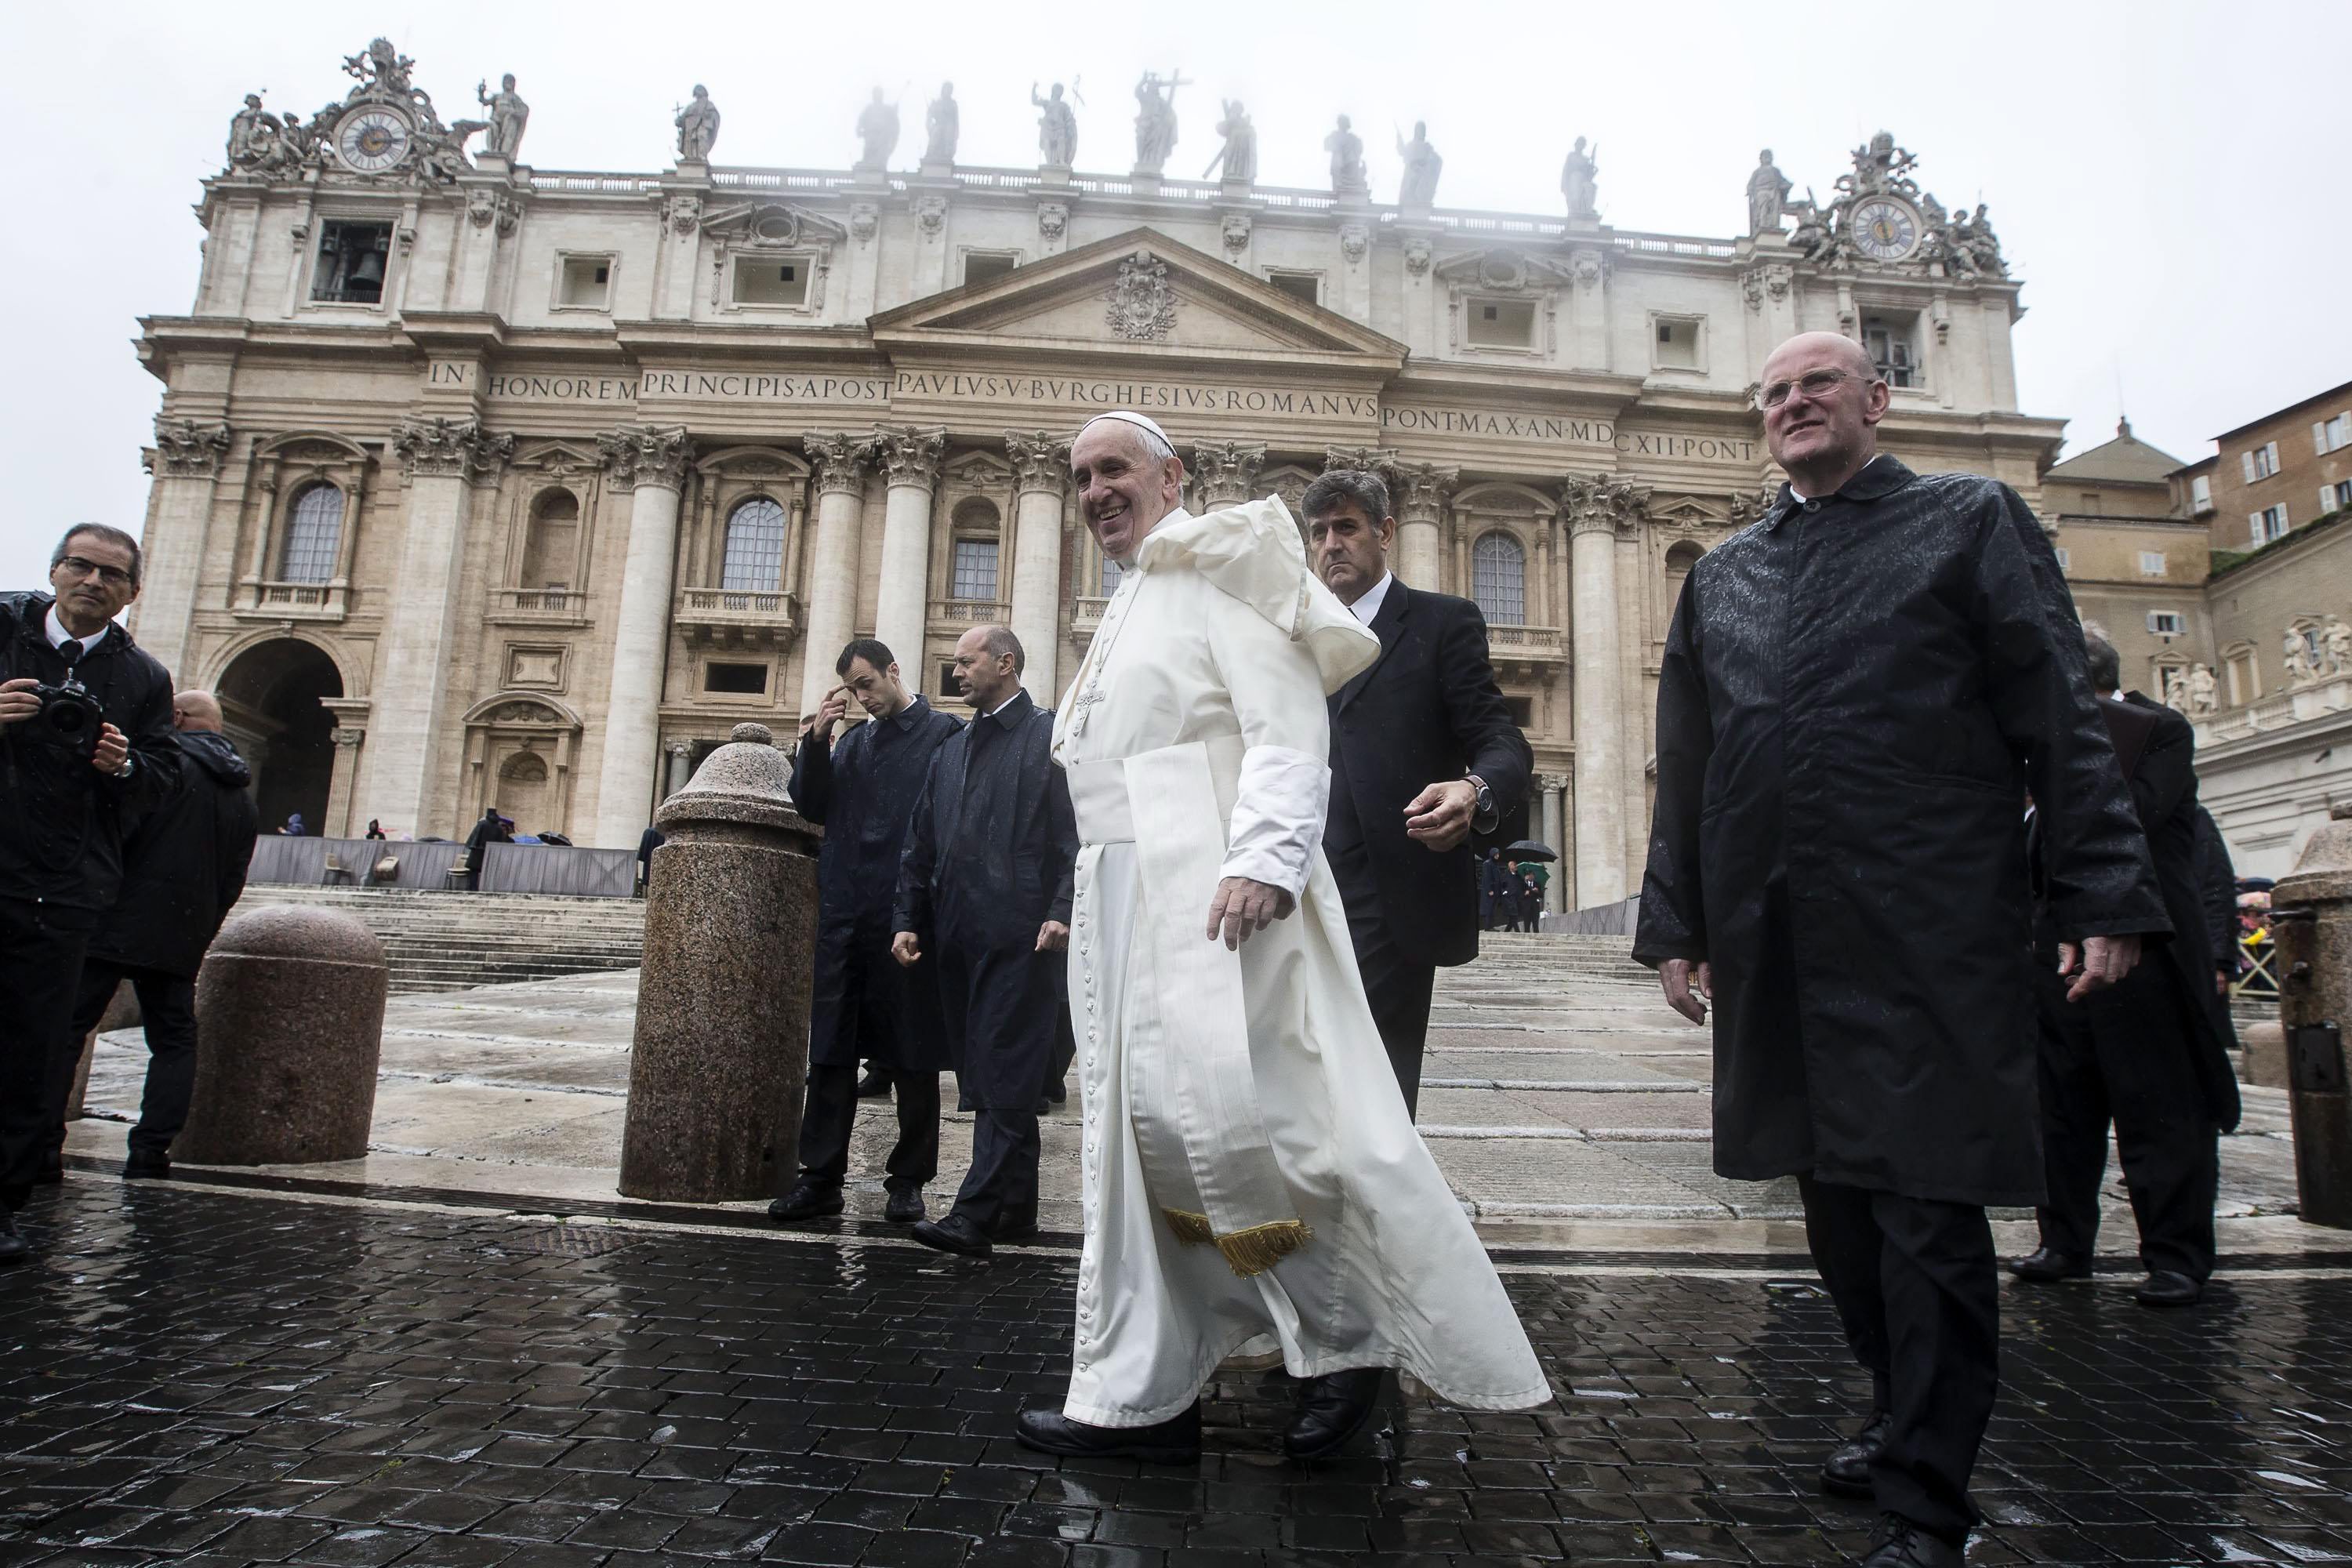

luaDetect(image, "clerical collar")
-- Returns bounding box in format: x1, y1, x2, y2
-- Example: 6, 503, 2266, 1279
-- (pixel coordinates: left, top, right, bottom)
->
1345, 572, 1394, 626
977, 691, 1027, 724
886, 695, 927, 730
1786, 452, 1889, 505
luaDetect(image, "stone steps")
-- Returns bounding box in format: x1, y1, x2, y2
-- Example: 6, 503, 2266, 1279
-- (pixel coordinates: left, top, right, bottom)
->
225, 886, 646, 994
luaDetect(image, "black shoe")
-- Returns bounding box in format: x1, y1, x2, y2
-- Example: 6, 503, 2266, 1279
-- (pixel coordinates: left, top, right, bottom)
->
1283, 1367, 1386, 1460
1033, 1097, 1054, 1115
1821, 1409, 1888, 1498
910, 1212, 991, 1257
884, 1188, 925, 1225
767, 1181, 844, 1222
122, 1151, 172, 1181
1015, 1401, 1201, 1465
855, 1069, 891, 1098
0, 1211, 25, 1266
2134, 1269, 2203, 1308
989, 1218, 1040, 1247
1044, 1080, 1067, 1105
1860, 1513, 1964, 1566
2007, 1246, 2091, 1283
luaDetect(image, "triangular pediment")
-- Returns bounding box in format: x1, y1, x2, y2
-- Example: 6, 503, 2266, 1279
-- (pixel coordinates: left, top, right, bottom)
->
1432, 246, 1578, 291
872, 228, 1405, 368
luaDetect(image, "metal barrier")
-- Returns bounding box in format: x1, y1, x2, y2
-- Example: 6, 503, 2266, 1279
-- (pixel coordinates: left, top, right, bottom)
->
2234, 934, 2280, 999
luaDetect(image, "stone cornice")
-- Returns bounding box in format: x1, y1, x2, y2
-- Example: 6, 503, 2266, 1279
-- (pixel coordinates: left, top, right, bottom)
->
596, 425, 693, 492
394, 417, 514, 483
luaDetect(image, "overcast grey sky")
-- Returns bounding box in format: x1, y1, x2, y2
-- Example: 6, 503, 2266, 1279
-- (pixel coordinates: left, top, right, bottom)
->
3, 0, 2344, 590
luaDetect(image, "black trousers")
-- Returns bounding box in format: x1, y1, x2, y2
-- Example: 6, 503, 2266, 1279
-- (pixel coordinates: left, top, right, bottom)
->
1799, 1174, 1998, 1545
953, 1109, 1040, 1234
2034, 971, 2220, 1280
797, 1064, 939, 1193
54, 960, 200, 1160
0, 897, 97, 1210
1330, 850, 1439, 1119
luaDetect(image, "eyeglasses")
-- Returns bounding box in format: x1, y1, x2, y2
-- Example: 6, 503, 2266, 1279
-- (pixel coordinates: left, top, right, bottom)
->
56, 555, 133, 589
1755, 367, 1878, 411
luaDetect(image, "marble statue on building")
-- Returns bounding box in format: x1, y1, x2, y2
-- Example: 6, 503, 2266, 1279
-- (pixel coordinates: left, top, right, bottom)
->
1747, 150, 1791, 235
1846, 130, 1919, 197
855, 89, 902, 170
676, 85, 720, 162
1033, 82, 1077, 167
476, 74, 528, 160
343, 38, 417, 103
1397, 121, 1442, 208
2325, 615, 2352, 677
2163, 666, 2190, 713
1962, 203, 2005, 278
924, 83, 958, 166
1203, 100, 1256, 183
1560, 137, 1599, 220
1132, 71, 1186, 175
227, 94, 275, 167
1324, 115, 1367, 198
2187, 663, 2219, 714
2287, 625, 2319, 686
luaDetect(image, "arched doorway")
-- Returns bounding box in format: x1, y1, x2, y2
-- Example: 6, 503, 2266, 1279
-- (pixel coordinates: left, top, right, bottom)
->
216, 638, 343, 835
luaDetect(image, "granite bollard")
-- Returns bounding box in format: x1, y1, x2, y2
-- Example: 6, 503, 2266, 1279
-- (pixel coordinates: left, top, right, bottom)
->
172, 906, 388, 1164
620, 722, 822, 1202
2277, 801, 2352, 1227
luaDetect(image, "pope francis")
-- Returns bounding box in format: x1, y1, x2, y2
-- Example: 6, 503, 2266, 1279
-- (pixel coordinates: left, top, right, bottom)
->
1016, 412, 1548, 1465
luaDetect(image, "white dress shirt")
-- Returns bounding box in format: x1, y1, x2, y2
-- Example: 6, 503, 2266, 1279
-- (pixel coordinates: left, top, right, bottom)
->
1344, 572, 1394, 626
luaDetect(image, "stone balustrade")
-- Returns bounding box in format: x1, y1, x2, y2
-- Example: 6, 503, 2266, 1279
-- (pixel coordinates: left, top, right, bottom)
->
928, 597, 1013, 628
673, 586, 800, 647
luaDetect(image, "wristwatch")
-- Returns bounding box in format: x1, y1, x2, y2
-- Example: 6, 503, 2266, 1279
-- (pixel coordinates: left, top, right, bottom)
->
113, 755, 135, 779
1465, 773, 1496, 831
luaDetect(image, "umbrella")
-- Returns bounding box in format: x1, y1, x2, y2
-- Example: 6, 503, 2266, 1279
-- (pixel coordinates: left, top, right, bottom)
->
1504, 839, 1559, 862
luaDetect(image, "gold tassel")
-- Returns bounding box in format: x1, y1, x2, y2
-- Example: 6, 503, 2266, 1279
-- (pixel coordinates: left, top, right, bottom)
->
1214, 1220, 1312, 1277
1163, 1207, 1215, 1247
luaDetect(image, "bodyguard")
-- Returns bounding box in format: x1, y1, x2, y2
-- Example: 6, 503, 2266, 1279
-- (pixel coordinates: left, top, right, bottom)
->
895, 626, 1077, 1257
1636, 332, 2164, 1567
770, 639, 961, 1226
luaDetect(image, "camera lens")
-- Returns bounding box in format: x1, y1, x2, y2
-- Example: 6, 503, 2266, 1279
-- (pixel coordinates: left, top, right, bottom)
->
49, 703, 89, 735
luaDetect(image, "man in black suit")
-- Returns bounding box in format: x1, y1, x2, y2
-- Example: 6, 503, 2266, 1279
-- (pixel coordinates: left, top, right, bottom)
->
1306, 470, 1533, 1118
2012, 626, 2240, 1307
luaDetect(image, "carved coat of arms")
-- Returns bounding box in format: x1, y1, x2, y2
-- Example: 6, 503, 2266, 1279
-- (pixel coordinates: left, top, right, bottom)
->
1105, 252, 1178, 342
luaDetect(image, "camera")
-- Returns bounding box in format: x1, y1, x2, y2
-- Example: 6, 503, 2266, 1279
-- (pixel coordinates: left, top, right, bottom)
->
27, 677, 103, 755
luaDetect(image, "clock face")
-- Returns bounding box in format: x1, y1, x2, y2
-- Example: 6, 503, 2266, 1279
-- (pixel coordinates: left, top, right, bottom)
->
1850, 198, 1919, 261
336, 108, 412, 173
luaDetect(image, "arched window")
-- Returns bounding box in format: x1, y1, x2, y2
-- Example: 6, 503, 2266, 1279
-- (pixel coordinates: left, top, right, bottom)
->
279, 484, 345, 583
521, 488, 579, 591
1664, 539, 1704, 574
720, 496, 787, 592
1472, 531, 1526, 625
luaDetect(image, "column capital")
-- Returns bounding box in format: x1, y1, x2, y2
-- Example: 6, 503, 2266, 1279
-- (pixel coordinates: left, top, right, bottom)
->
1004, 431, 1073, 495
147, 416, 233, 478
801, 432, 872, 495
1190, 441, 1266, 506
1390, 461, 1459, 524
1559, 472, 1649, 538
330, 728, 367, 750
597, 424, 693, 493
870, 423, 948, 489
1322, 444, 1391, 477
394, 417, 515, 485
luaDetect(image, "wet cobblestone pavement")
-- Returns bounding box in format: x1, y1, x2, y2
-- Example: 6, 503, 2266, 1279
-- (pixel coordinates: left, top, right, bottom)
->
7, 1183, 2352, 1565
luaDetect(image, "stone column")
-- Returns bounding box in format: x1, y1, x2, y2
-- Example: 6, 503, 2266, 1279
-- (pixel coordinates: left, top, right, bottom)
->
364, 419, 513, 837
134, 418, 234, 684
325, 724, 366, 838
798, 434, 871, 713
1391, 463, 1457, 591
621, 723, 821, 1202
870, 425, 947, 691
590, 425, 693, 851
1541, 777, 1568, 915
665, 741, 693, 800
1004, 432, 1072, 702
1561, 474, 1644, 907
2275, 803, 2352, 1226
1191, 441, 1267, 508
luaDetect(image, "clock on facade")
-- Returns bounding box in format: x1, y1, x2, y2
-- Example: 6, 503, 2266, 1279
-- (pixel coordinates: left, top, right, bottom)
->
1849, 197, 1920, 262
334, 107, 413, 173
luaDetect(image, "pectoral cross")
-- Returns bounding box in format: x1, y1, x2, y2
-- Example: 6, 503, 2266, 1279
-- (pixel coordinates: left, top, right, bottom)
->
1066, 681, 1106, 736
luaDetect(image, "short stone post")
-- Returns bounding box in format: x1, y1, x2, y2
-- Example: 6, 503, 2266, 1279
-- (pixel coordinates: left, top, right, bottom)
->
2276, 802, 2352, 1228
620, 722, 821, 1202
174, 907, 388, 1164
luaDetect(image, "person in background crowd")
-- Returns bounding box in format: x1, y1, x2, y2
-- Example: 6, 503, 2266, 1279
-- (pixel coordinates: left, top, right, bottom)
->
1636, 332, 2162, 1568
365, 818, 386, 841
1479, 847, 1512, 931
1517, 854, 1550, 912
1304, 467, 1530, 1119
894, 626, 1076, 1258
0, 524, 180, 1265
2193, 808, 2238, 995
48, 691, 257, 1181
771, 639, 961, 1228
635, 823, 664, 897
1518, 870, 1542, 932
2012, 626, 2239, 1308
281, 811, 305, 837
461, 804, 510, 890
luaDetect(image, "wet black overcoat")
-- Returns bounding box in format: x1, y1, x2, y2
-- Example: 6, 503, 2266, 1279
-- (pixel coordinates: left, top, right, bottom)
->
789, 696, 963, 1074
1633, 457, 2168, 1207
893, 691, 1076, 1109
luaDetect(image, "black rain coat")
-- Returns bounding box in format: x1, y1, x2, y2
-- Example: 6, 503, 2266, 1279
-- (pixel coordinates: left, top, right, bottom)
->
1634, 457, 2167, 1207
88, 730, 260, 978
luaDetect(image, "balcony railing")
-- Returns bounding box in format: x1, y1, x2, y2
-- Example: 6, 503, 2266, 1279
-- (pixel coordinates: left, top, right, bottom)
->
485, 587, 590, 626
1070, 597, 1111, 642
676, 586, 800, 647
1485, 624, 1568, 664
2196, 673, 2352, 743
235, 579, 347, 621
929, 597, 1011, 629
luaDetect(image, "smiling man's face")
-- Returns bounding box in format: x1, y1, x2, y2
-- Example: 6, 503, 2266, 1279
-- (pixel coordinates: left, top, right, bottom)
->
1759, 331, 1889, 490
1071, 423, 1183, 565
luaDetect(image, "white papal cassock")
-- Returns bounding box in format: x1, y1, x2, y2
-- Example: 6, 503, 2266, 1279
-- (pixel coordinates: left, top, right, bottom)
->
1049, 495, 1550, 1427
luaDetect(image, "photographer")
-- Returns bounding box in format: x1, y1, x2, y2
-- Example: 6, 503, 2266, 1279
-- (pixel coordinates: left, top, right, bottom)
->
0, 525, 179, 1264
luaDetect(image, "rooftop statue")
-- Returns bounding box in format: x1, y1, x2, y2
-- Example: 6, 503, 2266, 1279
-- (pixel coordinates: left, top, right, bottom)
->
476, 74, 528, 160
226, 93, 277, 168
1324, 114, 1367, 198
1203, 99, 1256, 183
676, 84, 720, 162
1396, 121, 1442, 209
856, 88, 901, 170
343, 38, 416, 105
924, 82, 958, 166
1840, 130, 1920, 200
1032, 81, 1077, 167
1560, 136, 1599, 220
1133, 70, 1187, 175
1746, 149, 1791, 236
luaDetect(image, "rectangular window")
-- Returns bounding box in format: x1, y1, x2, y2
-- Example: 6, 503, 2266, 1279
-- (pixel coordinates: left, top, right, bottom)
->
2253, 504, 2291, 543
311, 220, 392, 304
2137, 550, 2167, 577
2331, 479, 2352, 514
1652, 315, 1702, 370
2318, 414, 2351, 454
1467, 297, 1537, 348
2053, 546, 2071, 571
962, 252, 1018, 287
2190, 474, 2213, 514
2247, 442, 2281, 481
703, 661, 768, 695
1267, 270, 1320, 306
951, 538, 999, 601
1861, 313, 1919, 388
1502, 695, 1534, 728
732, 256, 808, 306
2079, 492, 2103, 513
2147, 611, 2185, 637
557, 255, 613, 310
